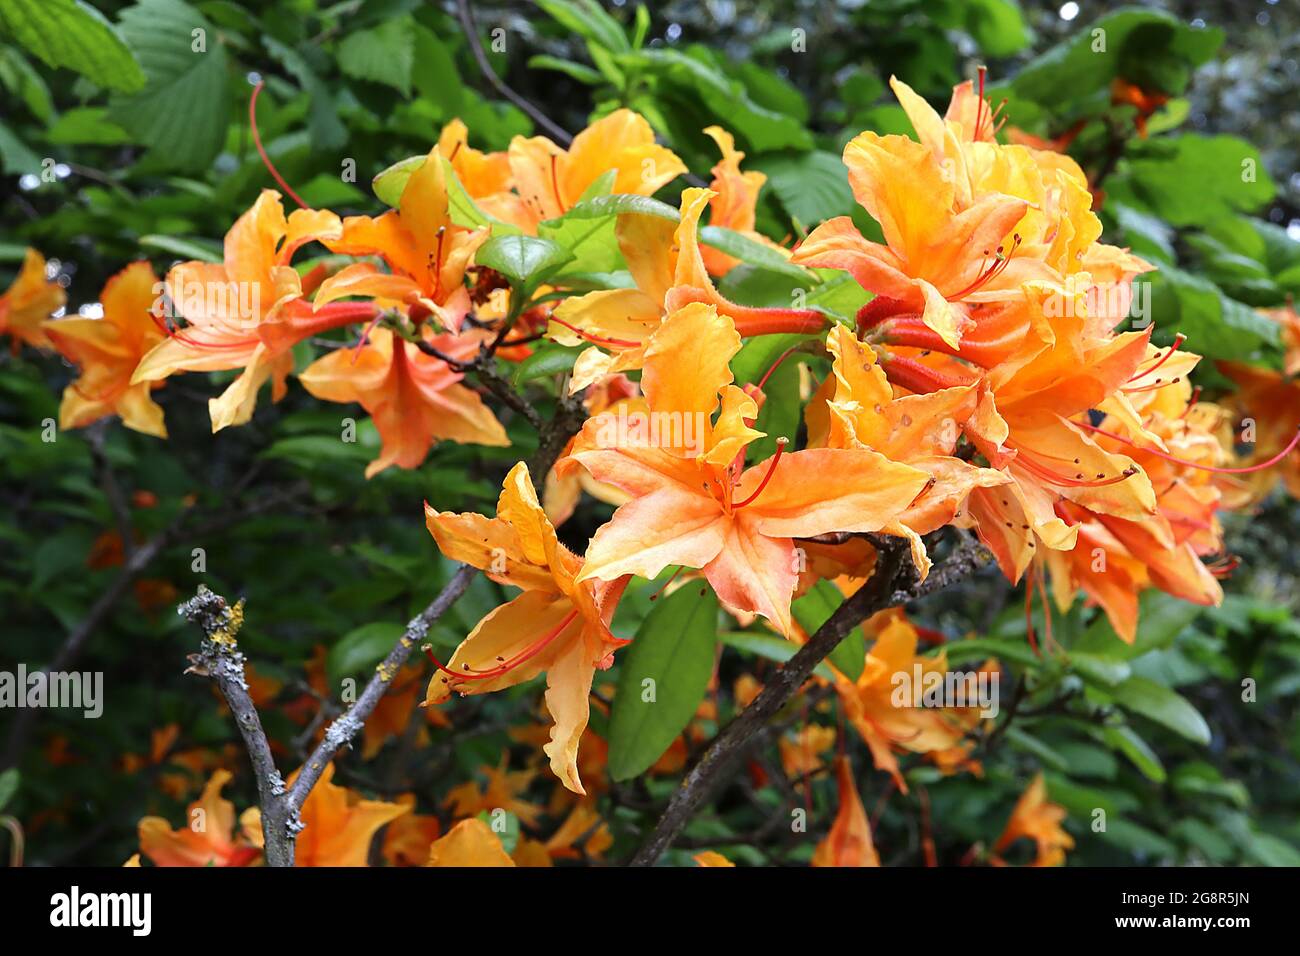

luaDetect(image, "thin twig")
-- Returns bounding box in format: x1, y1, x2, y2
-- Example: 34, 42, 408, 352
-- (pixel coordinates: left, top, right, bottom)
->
456, 0, 574, 145
283, 565, 477, 814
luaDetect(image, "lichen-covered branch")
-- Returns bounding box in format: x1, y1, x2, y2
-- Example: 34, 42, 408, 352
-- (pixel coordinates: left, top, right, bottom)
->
180, 586, 296, 866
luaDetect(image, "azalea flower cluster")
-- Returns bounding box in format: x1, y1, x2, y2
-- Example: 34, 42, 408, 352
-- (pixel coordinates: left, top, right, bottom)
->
7, 73, 1297, 866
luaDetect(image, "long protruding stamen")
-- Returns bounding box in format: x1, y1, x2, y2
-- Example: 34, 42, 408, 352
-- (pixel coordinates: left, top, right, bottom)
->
548, 315, 642, 348
648, 567, 684, 602
250, 82, 308, 210
949, 234, 1022, 300
1127, 334, 1186, 384
1012, 446, 1138, 488
550, 154, 566, 214
423, 608, 579, 683
733, 438, 789, 509
755, 344, 801, 392
1079, 421, 1300, 475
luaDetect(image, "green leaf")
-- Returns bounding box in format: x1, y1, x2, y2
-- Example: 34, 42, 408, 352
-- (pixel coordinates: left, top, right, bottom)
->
535, 0, 629, 54
1124, 135, 1276, 227
338, 16, 415, 95
45, 106, 130, 146
1070, 652, 1131, 687
755, 150, 856, 229
638, 49, 813, 152
1099, 724, 1166, 782
527, 54, 603, 85
699, 226, 811, 282
108, 0, 228, 172
792, 580, 864, 680
1107, 676, 1211, 745
563, 193, 680, 222
475, 234, 573, 294
139, 234, 221, 263
411, 25, 464, 114
719, 631, 836, 681
963, 0, 1030, 57
0, 118, 40, 175
512, 345, 582, 385
607, 585, 719, 780
0, 768, 18, 813
328, 621, 405, 684
263, 37, 346, 151
0, 0, 145, 92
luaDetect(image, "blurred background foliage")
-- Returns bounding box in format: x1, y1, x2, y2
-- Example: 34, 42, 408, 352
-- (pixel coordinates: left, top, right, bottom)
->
1, 0, 1299, 866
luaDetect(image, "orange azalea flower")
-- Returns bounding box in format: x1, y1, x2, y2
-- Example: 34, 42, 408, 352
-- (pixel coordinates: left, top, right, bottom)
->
552, 188, 828, 393
568, 303, 929, 636
444, 760, 545, 830
298, 327, 507, 478
282, 762, 408, 867
1259, 300, 1300, 377
44, 261, 168, 437
426, 818, 515, 866
927, 286, 1160, 584
544, 802, 614, 861
137, 769, 261, 867
381, 794, 441, 866
833, 609, 982, 793
699, 125, 777, 276
991, 773, 1073, 867
0, 247, 65, 351
424, 463, 629, 794
779, 724, 837, 780
694, 850, 735, 867
1219, 361, 1300, 501
131, 190, 345, 431
807, 323, 1009, 575
503, 108, 686, 231
811, 756, 880, 867
791, 79, 1045, 349
1111, 78, 1170, 138
317, 145, 487, 331
438, 117, 512, 199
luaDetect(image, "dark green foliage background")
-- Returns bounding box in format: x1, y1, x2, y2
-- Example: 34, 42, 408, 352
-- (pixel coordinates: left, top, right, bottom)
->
0, 0, 1297, 866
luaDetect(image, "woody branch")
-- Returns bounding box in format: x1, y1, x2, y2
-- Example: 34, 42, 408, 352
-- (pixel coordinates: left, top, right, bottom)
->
178, 371, 585, 865
629, 532, 991, 866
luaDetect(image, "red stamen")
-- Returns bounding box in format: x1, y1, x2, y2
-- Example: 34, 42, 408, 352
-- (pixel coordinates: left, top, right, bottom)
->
550, 154, 566, 214
648, 566, 684, 602
1079, 421, 1300, 475
949, 234, 1021, 300
755, 344, 801, 392
423, 609, 579, 683
733, 438, 788, 509
1013, 447, 1138, 488
1024, 566, 1041, 658
548, 315, 642, 348
351, 311, 385, 364
1179, 385, 1203, 419
1207, 555, 1240, 579
249, 82, 308, 210
430, 227, 446, 303
1127, 334, 1186, 384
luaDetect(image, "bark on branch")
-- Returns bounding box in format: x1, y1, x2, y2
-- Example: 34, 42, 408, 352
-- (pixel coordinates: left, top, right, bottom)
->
628, 533, 991, 866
